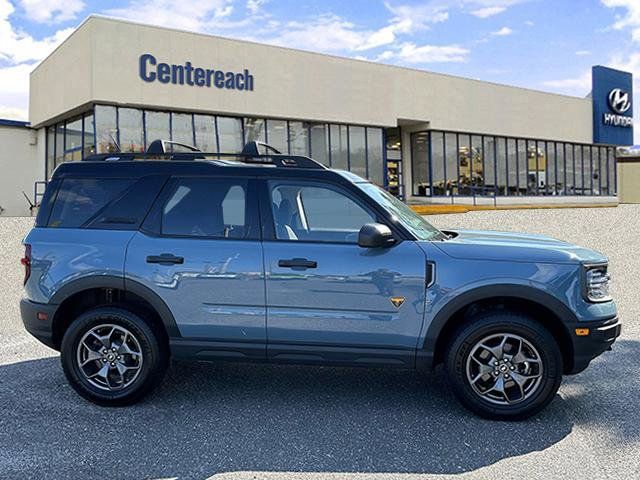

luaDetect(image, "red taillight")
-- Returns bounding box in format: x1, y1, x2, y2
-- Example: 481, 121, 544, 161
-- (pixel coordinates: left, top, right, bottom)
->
21, 244, 31, 286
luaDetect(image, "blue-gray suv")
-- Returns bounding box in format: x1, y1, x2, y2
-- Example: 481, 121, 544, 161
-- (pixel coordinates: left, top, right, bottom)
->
21, 140, 621, 419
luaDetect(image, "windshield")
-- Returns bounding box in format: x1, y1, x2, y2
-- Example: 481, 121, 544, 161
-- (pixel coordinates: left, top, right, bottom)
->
357, 183, 446, 241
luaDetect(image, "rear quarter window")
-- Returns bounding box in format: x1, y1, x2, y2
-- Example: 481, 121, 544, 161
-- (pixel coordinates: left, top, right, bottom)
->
47, 178, 135, 228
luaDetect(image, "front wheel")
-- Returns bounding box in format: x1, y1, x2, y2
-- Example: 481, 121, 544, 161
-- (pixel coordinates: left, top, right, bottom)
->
60, 307, 168, 406
445, 312, 563, 420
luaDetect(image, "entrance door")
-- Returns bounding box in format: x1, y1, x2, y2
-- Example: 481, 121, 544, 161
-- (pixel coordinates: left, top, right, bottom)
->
262, 179, 427, 367
385, 127, 403, 198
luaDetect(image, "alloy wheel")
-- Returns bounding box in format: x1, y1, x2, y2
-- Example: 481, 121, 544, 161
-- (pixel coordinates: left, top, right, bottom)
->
465, 333, 544, 405
76, 324, 144, 391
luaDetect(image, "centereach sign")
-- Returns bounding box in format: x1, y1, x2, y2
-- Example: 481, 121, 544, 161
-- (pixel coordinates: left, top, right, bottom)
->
139, 53, 254, 91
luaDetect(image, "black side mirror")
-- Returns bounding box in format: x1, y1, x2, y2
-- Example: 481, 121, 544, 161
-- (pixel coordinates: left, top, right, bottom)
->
358, 223, 395, 248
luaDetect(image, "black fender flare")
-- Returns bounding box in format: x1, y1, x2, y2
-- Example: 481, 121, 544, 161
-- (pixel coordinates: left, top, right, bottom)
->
418, 284, 577, 369
50, 275, 180, 338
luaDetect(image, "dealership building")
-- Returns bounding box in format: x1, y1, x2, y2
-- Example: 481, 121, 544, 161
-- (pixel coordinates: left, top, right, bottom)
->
0, 15, 635, 216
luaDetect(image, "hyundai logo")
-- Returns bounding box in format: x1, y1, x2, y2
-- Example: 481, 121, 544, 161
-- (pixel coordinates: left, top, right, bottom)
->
608, 88, 631, 114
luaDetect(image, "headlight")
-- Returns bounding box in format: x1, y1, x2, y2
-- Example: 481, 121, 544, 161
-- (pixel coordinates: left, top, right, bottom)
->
584, 264, 612, 302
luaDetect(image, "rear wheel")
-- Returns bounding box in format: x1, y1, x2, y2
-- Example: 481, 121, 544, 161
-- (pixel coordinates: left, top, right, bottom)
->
445, 312, 562, 420
61, 307, 168, 406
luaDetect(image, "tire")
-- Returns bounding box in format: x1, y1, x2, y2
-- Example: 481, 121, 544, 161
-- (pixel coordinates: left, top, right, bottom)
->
60, 307, 169, 406
445, 311, 563, 420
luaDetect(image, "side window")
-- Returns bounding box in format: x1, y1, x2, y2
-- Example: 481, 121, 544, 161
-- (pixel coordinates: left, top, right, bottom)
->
48, 178, 135, 228
269, 182, 375, 243
161, 177, 253, 239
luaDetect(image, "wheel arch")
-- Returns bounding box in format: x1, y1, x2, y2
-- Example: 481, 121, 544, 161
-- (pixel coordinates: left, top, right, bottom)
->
420, 284, 577, 374
50, 275, 180, 350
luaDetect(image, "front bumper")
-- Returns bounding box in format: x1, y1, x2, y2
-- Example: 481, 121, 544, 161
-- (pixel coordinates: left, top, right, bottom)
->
20, 298, 59, 350
569, 316, 621, 374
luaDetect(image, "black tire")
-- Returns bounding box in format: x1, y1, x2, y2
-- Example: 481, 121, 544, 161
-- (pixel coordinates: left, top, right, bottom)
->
60, 307, 169, 406
445, 311, 563, 420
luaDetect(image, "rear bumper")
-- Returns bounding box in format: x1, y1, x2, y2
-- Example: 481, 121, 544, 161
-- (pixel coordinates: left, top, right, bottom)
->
20, 298, 59, 350
569, 316, 621, 374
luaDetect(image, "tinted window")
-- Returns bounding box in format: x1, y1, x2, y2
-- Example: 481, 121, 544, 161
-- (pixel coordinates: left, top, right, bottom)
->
162, 178, 252, 238
48, 178, 135, 228
270, 182, 374, 243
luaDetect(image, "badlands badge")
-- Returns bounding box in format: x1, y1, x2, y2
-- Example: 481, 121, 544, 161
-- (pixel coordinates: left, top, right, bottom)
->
389, 296, 405, 308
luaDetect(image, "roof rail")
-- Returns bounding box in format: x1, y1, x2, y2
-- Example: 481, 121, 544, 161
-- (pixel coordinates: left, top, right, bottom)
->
83, 140, 327, 170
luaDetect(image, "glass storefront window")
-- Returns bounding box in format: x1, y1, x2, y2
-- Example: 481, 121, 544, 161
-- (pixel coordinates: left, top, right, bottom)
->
385, 128, 402, 197
573, 145, 583, 194
330, 124, 348, 170
83, 113, 95, 158
145, 111, 170, 148
583, 145, 592, 195
495, 137, 507, 195
430, 132, 444, 196
172, 113, 194, 147
366, 127, 384, 186
470, 135, 484, 194
457, 134, 472, 195
565, 144, 575, 194
555, 143, 565, 195
194, 115, 217, 152
217, 116, 243, 152
348, 126, 366, 178
413, 129, 615, 199
118, 108, 144, 153
267, 119, 288, 154
597, 147, 607, 195
506, 138, 517, 195
289, 121, 309, 156
411, 132, 429, 196
55, 123, 65, 167
547, 142, 556, 195
516, 139, 527, 195
95, 105, 118, 154
46, 126, 55, 179
608, 147, 616, 194
309, 123, 329, 166
64, 117, 83, 161
483, 136, 496, 195
244, 118, 266, 143
444, 133, 458, 195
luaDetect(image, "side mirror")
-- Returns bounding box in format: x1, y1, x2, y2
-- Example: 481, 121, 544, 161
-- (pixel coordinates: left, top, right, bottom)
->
358, 223, 395, 248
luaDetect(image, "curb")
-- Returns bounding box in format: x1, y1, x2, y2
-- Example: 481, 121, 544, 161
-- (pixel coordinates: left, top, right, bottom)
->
409, 203, 618, 215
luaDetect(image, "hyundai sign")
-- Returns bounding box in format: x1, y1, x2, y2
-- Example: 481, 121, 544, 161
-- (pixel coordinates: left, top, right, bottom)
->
592, 65, 633, 145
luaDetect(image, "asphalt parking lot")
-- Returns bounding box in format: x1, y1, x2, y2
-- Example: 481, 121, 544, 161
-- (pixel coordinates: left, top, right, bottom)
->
0, 207, 638, 480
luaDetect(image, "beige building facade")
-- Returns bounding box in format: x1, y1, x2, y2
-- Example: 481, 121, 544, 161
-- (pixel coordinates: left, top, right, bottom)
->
0, 15, 632, 216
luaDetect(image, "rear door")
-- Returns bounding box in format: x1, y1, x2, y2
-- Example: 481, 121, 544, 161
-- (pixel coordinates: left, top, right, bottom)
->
261, 179, 428, 366
125, 175, 266, 357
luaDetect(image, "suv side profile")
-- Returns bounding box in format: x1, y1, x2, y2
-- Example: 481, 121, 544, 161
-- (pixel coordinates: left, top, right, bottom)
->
21, 141, 620, 420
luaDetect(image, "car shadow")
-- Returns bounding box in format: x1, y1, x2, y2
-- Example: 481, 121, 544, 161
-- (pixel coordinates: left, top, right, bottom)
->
2, 341, 637, 480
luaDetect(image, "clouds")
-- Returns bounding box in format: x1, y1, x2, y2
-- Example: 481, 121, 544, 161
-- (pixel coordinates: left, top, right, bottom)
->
0, 0, 77, 121
17, 0, 85, 24
602, 0, 640, 41
542, 71, 592, 93
105, 0, 236, 32
382, 42, 470, 63
600, 0, 640, 142
491, 26, 513, 36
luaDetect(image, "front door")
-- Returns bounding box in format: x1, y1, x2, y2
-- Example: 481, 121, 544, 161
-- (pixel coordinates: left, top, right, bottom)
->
126, 176, 266, 358
262, 179, 427, 366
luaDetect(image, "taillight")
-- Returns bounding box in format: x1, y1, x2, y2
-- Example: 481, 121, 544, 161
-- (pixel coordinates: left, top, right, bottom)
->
21, 244, 31, 286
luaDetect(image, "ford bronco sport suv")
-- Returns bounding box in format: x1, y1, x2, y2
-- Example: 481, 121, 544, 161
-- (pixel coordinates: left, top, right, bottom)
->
21, 140, 620, 420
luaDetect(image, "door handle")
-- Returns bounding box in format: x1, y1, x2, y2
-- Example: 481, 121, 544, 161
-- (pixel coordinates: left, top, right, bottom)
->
278, 258, 317, 269
146, 254, 184, 265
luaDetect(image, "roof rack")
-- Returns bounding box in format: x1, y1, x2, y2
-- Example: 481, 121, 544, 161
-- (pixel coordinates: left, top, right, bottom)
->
83, 140, 327, 170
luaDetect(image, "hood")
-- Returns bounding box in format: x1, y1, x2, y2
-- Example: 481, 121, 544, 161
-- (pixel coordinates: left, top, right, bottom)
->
433, 229, 607, 264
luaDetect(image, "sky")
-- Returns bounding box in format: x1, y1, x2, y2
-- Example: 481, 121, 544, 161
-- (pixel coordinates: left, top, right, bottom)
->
0, 0, 639, 141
